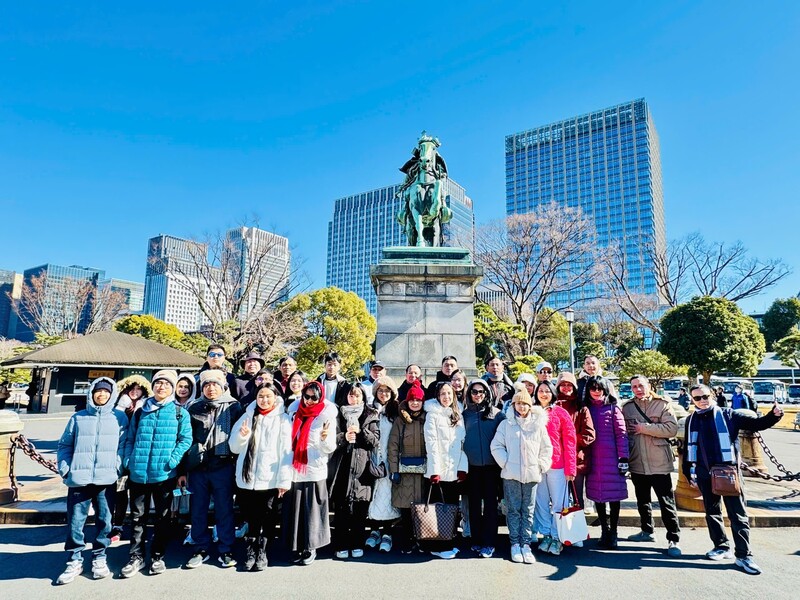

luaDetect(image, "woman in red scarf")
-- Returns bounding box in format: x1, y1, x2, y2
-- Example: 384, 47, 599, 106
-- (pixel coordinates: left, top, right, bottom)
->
284, 381, 338, 565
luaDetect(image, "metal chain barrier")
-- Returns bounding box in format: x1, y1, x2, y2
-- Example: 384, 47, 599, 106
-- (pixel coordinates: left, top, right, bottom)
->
740, 431, 800, 482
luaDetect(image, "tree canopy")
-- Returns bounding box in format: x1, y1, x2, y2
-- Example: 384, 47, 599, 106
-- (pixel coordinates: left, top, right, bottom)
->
761, 297, 800, 350
619, 349, 687, 387
288, 287, 376, 379
659, 296, 765, 385
774, 327, 800, 369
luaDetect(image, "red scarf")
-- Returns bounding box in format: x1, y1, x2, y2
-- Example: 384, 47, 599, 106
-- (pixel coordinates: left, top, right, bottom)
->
291, 382, 326, 473
257, 405, 276, 416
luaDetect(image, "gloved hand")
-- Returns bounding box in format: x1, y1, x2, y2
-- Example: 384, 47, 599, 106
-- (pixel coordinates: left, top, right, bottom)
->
430, 475, 441, 484
390, 472, 401, 485
457, 470, 467, 483
618, 459, 629, 477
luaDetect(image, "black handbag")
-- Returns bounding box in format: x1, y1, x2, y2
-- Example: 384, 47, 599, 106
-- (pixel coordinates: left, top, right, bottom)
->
368, 457, 387, 479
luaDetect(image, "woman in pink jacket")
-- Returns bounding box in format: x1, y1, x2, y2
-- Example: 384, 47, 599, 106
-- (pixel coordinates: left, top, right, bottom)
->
533, 381, 577, 555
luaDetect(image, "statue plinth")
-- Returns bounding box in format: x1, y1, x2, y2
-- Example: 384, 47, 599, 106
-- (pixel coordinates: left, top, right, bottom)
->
370, 247, 484, 383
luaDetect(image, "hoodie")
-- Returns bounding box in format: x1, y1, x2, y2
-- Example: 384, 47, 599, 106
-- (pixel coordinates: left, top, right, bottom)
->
57, 377, 128, 487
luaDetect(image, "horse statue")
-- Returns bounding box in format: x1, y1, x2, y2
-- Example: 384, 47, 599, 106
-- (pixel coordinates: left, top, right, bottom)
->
396, 131, 453, 247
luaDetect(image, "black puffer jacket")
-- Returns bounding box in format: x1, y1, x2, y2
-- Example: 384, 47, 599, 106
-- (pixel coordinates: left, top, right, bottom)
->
328, 404, 380, 502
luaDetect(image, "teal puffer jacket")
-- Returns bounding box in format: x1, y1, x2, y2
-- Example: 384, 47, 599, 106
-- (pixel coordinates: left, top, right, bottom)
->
57, 377, 129, 487
124, 397, 192, 484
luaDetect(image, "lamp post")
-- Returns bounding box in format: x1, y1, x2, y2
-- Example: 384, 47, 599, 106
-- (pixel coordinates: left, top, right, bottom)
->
565, 307, 575, 374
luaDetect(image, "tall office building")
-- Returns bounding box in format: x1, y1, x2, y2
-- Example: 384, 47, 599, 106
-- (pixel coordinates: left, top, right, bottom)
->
0, 269, 23, 339
100, 278, 145, 315
144, 228, 290, 332
505, 98, 666, 308
15, 264, 106, 341
226, 227, 291, 317
143, 235, 216, 332
327, 178, 475, 314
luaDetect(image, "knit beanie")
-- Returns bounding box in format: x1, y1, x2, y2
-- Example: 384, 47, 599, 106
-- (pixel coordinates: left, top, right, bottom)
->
407, 379, 425, 402
93, 380, 113, 394
151, 369, 178, 389
199, 369, 227, 389
512, 382, 533, 406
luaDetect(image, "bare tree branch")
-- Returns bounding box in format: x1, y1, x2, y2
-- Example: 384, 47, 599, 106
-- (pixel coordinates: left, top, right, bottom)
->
473, 207, 599, 355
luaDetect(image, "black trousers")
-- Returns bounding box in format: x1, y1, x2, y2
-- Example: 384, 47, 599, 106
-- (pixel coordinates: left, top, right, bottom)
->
332, 500, 369, 551
631, 473, 681, 542
595, 501, 620, 532
697, 476, 751, 558
238, 488, 281, 540
128, 478, 176, 559
466, 465, 500, 548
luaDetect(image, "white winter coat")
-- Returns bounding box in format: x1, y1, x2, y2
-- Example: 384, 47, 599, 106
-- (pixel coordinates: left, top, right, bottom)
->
286, 399, 338, 483
490, 407, 553, 484
230, 398, 294, 491
423, 399, 468, 481
368, 410, 401, 521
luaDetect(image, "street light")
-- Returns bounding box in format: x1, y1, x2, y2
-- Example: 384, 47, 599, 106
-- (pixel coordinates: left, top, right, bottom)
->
565, 308, 575, 374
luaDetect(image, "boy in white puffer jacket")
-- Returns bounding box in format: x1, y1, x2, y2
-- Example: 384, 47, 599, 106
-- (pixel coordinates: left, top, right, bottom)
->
229, 382, 293, 570
490, 385, 552, 565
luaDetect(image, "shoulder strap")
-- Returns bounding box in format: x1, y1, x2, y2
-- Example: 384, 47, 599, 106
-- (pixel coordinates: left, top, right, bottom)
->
631, 400, 652, 424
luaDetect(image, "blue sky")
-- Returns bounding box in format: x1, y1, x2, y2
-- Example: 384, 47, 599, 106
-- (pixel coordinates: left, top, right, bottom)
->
1, 1, 798, 313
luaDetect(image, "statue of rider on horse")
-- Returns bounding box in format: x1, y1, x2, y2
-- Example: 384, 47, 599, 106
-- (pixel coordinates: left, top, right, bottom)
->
396, 131, 452, 247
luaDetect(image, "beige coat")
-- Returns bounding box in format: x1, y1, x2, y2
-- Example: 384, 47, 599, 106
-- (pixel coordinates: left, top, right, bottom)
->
622, 395, 678, 475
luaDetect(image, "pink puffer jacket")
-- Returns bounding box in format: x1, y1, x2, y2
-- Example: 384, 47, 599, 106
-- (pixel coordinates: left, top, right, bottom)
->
544, 405, 577, 477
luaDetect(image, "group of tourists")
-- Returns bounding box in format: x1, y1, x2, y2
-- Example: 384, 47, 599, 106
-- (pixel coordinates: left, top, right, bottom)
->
55, 346, 785, 584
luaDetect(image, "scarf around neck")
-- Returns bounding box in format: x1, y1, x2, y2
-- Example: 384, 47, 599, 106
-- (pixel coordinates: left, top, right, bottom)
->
292, 400, 326, 473
687, 406, 733, 465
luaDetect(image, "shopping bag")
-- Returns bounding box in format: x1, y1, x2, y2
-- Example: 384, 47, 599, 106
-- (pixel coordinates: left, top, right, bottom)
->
410, 484, 459, 541
555, 482, 589, 546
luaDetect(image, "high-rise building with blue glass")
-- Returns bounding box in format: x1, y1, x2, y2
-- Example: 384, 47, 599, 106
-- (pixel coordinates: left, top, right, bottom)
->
505, 98, 666, 308
327, 178, 475, 314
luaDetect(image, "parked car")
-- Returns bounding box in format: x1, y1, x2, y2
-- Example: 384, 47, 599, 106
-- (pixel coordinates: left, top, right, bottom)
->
618, 383, 633, 400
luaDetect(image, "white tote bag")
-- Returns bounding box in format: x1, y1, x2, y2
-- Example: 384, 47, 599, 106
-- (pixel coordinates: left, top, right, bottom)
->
555, 483, 589, 546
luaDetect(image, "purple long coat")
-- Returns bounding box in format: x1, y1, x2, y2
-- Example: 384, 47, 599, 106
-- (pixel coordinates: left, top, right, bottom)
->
585, 401, 628, 503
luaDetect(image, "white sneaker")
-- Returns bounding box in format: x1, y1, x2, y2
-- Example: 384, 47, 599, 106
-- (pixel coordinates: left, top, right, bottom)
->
431, 548, 459, 560
379, 535, 392, 553
351, 548, 364, 558
91, 557, 110, 579
706, 547, 734, 561
667, 541, 682, 557
510, 544, 523, 563
521, 545, 536, 564
735, 557, 762, 575
365, 531, 380, 548
56, 560, 83, 585
335, 550, 349, 559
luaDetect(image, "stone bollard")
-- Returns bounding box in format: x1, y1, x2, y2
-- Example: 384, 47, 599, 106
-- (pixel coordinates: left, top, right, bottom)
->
674, 415, 705, 512
0, 410, 24, 505
734, 409, 768, 477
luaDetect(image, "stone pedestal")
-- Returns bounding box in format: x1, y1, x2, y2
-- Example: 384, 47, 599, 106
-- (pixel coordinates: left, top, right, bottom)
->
0, 410, 24, 505
674, 416, 704, 512
370, 247, 484, 383
739, 430, 768, 477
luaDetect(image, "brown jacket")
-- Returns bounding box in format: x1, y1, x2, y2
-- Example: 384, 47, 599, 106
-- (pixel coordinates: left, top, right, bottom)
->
387, 403, 427, 509
622, 394, 678, 475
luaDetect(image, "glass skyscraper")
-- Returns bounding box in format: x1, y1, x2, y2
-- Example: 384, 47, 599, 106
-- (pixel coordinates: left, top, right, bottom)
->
505, 98, 666, 308
327, 178, 475, 314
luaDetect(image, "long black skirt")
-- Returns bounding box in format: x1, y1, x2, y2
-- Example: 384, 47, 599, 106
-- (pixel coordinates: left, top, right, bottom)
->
283, 480, 331, 552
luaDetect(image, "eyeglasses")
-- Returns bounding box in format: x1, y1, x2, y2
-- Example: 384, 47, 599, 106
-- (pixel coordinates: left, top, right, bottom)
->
691, 394, 710, 401
470, 389, 486, 395
153, 381, 171, 387
376, 388, 391, 395
207, 352, 224, 358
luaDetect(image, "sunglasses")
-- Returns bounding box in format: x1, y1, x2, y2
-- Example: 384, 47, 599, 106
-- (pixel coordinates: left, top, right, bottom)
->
207, 352, 224, 358
303, 394, 319, 401
470, 389, 486, 395
540, 369, 552, 374
691, 394, 710, 401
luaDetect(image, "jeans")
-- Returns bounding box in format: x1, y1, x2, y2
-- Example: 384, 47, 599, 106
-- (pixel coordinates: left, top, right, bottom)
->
189, 463, 236, 553
466, 464, 501, 548
128, 477, 176, 559
503, 479, 536, 546
65, 484, 115, 562
534, 467, 568, 539
697, 476, 751, 558
631, 472, 681, 542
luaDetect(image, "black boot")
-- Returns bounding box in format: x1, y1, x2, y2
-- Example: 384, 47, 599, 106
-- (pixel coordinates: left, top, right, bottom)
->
244, 538, 257, 570
255, 537, 268, 571
609, 529, 619, 550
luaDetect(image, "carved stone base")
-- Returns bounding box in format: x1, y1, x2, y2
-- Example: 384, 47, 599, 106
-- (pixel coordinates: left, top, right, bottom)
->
370, 247, 484, 383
